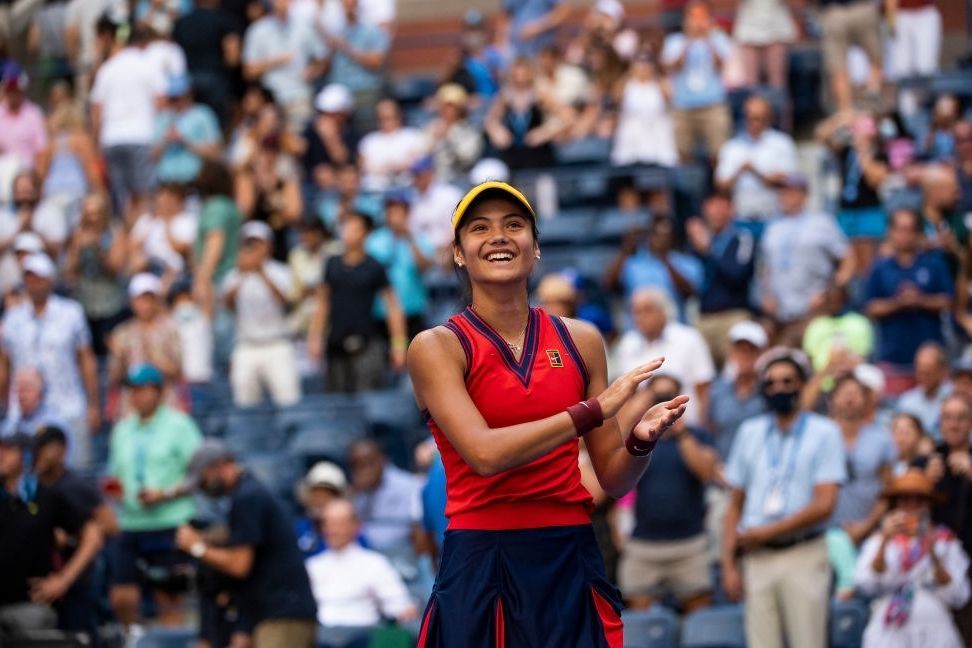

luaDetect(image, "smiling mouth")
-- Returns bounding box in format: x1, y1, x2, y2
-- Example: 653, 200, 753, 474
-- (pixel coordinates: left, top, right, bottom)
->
485, 251, 515, 262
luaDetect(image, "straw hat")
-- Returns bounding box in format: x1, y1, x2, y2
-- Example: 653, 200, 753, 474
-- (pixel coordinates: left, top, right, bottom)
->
881, 469, 943, 503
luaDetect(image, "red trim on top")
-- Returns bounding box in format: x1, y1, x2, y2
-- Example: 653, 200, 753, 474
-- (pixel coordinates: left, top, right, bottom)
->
449, 501, 591, 530
591, 587, 623, 648
416, 600, 435, 648
494, 598, 506, 648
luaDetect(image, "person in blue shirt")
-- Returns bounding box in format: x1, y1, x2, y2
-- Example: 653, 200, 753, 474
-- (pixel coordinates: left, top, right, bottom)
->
722, 347, 846, 648
605, 214, 704, 323
294, 461, 349, 558
365, 192, 435, 339
863, 207, 954, 367
502, 0, 570, 57
152, 75, 223, 184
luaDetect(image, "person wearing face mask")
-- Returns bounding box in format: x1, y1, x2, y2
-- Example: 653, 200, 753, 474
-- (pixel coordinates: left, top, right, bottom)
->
175, 440, 318, 647
721, 347, 847, 648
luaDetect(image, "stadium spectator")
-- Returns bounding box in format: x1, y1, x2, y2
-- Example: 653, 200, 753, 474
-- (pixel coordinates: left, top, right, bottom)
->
308, 211, 407, 393
891, 412, 932, 476
954, 120, 972, 214
535, 272, 577, 317
816, 111, 890, 276
107, 273, 183, 417
707, 321, 768, 459
0, 170, 69, 267
289, 219, 338, 336
886, 0, 942, 86
300, 84, 357, 195
618, 375, 718, 612
535, 45, 594, 139
227, 89, 286, 171
222, 220, 301, 407
722, 347, 846, 648
135, 0, 181, 37
898, 342, 953, 438
424, 84, 483, 183
484, 57, 560, 170
828, 375, 896, 545
62, 192, 128, 356
357, 98, 425, 192
854, 470, 970, 648
408, 157, 464, 256
151, 75, 223, 185
143, 24, 189, 85
605, 214, 704, 323
0, 253, 99, 466
951, 358, 972, 400
129, 183, 197, 279
317, 0, 397, 34
758, 173, 854, 346
2, 367, 54, 438
168, 281, 214, 411
661, 0, 732, 164
306, 498, 418, 627
90, 24, 166, 221
801, 285, 874, 376
64, 1, 125, 96
610, 49, 677, 168
819, 0, 883, 114
732, 0, 795, 89
0, 64, 48, 168
176, 440, 318, 647
922, 94, 960, 161
295, 461, 349, 558
863, 208, 953, 367
0, 432, 103, 635
242, 0, 326, 132
610, 288, 715, 428
366, 193, 435, 339
317, 162, 383, 229
107, 363, 201, 637
192, 160, 241, 316
347, 439, 423, 557
503, 0, 569, 57
319, 0, 391, 128
715, 96, 797, 232
920, 164, 966, 268
33, 425, 119, 640
443, 9, 505, 100
686, 192, 757, 365
36, 99, 102, 226
172, 0, 242, 121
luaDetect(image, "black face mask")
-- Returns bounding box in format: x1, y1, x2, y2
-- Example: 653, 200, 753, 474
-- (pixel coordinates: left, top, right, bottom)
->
763, 389, 800, 415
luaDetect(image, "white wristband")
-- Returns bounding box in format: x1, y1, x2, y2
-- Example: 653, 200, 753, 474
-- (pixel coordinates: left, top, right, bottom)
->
189, 541, 207, 559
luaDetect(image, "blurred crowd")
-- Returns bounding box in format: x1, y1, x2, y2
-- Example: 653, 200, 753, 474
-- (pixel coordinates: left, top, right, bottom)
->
0, 0, 971, 646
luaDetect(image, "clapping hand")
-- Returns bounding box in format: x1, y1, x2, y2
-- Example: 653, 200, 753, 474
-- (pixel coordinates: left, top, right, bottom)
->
630, 395, 689, 446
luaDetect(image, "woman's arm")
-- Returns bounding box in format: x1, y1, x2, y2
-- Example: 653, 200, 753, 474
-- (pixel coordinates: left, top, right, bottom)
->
408, 325, 665, 478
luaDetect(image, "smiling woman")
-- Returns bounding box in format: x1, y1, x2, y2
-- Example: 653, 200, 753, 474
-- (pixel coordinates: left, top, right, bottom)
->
406, 181, 690, 647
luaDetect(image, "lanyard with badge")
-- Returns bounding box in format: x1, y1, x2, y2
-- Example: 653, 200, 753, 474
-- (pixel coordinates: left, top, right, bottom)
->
762, 413, 807, 519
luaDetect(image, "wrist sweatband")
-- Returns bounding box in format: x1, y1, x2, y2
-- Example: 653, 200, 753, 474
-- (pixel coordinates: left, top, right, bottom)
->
626, 432, 657, 457
567, 399, 603, 437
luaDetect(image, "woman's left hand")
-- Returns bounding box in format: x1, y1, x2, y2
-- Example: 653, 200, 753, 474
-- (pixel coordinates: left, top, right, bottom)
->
630, 395, 689, 444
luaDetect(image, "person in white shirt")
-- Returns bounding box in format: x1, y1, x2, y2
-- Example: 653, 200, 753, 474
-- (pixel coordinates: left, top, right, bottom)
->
610, 287, 715, 427
408, 157, 463, 257
221, 220, 300, 407
306, 498, 418, 628
90, 25, 166, 220
715, 95, 797, 228
129, 183, 197, 277
357, 98, 425, 192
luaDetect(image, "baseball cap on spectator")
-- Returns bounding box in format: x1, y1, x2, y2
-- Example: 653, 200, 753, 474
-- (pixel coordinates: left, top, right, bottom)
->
0, 432, 34, 451
436, 83, 468, 108
315, 84, 353, 114
779, 172, 808, 191
756, 346, 813, 382
166, 74, 192, 98
1, 62, 28, 92
463, 9, 485, 28
469, 158, 511, 185
953, 356, 972, 378
300, 461, 348, 496
185, 439, 235, 489
126, 363, 165, 387
22, 253, 56, 279
385, 189, 412, 207
33, 424, 68, 449
410, 156, 435, 175
853, 363, 886, 395
13, 232, 44, 254
728, 321, 768, 349
128, 272, 163, 298
241, 220, 273, 242
593, 0, 624, 22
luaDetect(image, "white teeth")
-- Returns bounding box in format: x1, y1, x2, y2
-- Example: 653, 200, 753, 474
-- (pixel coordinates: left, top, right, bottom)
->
487, 252, 513, 262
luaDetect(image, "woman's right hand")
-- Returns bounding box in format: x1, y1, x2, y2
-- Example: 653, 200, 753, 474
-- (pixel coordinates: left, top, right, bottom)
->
596, 357, 664, 419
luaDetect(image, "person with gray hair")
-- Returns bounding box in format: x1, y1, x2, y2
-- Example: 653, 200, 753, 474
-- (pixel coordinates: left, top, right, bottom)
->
1, 366, 53, 437
898, 342, 953, 439
610, 287, 715, 427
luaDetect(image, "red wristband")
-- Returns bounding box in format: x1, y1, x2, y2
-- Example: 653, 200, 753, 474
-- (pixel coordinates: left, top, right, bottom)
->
567, 398, 604, 437
625, 432, 656, 457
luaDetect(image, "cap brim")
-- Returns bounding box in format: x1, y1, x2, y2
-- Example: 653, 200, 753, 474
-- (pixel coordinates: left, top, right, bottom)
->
452, 182, 536, 231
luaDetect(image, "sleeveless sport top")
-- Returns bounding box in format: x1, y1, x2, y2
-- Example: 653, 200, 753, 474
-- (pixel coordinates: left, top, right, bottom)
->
424, 306, 595, 530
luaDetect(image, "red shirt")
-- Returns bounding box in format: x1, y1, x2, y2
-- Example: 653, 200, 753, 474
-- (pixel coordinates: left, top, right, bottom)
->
424, 307, 595, 530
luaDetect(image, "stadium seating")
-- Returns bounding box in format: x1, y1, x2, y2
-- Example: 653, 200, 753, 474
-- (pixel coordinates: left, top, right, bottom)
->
134, 626, 196, 647
680, 604, 746, 648
622, 606, 680, 648
829, 598, 868, 648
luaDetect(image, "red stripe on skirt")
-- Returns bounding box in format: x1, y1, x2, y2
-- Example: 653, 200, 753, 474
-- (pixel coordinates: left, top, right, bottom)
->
494, 598, 506, 648
591, 587, 623, 648
416, 600, 436, 648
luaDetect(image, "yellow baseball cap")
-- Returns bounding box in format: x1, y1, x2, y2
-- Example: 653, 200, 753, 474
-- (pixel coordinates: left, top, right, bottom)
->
451, 181, 536, 231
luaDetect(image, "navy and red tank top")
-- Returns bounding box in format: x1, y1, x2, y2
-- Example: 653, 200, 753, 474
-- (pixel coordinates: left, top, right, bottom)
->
424, 306, 595, 530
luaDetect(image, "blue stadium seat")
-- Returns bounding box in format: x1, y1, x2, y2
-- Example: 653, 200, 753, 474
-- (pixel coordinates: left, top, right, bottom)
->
135, 626, 197, 647
555, 137, 612, 165
829, 599, 868, 648
223, 407, 282, 453
535, 248, 582, 276
576, 246, 620, 281
537, 214, 592, 247
595, 210, 651, 244
681, 604, 746, 648
288, 421, 368, 465
622, 606, 679, 648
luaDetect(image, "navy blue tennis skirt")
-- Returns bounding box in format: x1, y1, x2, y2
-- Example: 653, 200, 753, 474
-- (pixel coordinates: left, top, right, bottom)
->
416, 524, 623, 648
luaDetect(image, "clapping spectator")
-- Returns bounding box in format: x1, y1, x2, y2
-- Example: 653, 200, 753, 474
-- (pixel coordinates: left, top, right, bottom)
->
732, 0, 795, 89
610, 50, 677, 168
300, 84, 357, 195
289, 219, 338, 336
922, 95, 960, 161
442, 9, 505, 101
129, 183, 197, 280
660, 0, 731, 164
0, 63, 48, 168
898, 342, 952, 438
863, 208, 953, 368
306, 499, 418, 628
168, 281, 214, 412
152, 75, 223, 185
801, 285, 874, 378
854, 470, 970, 648
0, 171, 70, 291
707, 321, 768, 459
484, 58, 561, 170
891, 412, 933, 477
715, 96, 797, 233
819, 0, 883, 114
424, 84, 483, 183
222, 221, 300, 407
503, 0, 570, 57
409, 157, 464, 257
357, 98, 425, 192
36, 99, 102, 228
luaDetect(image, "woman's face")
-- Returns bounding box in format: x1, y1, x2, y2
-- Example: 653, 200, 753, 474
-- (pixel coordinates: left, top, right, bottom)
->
80, 196, 107, 228
454, 198, 537, 286
892, 416, 922, 458
510, 62, 533, 89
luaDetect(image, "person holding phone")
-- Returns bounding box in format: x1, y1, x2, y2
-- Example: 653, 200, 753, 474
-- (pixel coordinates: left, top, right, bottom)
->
854, 470, 970, 648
